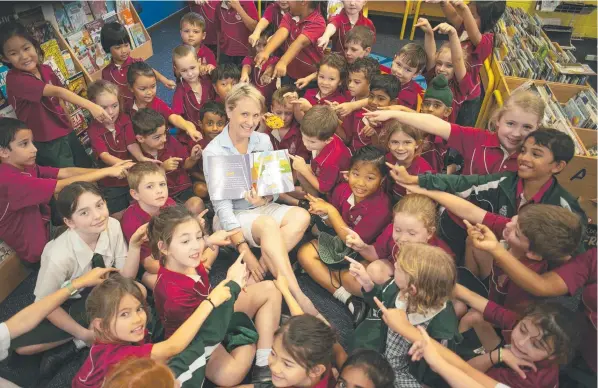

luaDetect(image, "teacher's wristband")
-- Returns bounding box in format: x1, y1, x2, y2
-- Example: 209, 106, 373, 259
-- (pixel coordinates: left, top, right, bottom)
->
235, 239, 248, 248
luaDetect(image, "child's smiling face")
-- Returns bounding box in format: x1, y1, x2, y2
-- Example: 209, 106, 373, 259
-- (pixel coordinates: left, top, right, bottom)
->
110, 293, 147, 343
317, 64, 342, 98
201, 111, 226, 139
391, 54, 419, 85
388, 130, 418, 166
131, 75, 157, 105
347, 161, 383, 202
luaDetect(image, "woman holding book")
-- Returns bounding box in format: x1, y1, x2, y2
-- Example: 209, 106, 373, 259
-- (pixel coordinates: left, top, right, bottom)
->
202, 83, 321, 317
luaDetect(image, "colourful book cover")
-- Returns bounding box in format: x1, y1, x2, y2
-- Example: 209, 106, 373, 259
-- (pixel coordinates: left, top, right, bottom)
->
62, 50, 77, 77
89, 1, 108, 19
0, 65, 9, 99
54, 3, 74, 36
129, 23, 146, 47
41, 39, 69, 80
64, 2, 88, 31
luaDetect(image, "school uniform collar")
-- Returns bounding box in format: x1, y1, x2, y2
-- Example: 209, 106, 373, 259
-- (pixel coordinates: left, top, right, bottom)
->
69, 226, 112, 270
316, 89, 342, 102
515, 176, 555, 208
110, 56, 136, 70
95, 113, 129, 135
216, 125, 261, 153
405, 300, 447, 326
339, 9, 368, 26
346, 187, 385, 209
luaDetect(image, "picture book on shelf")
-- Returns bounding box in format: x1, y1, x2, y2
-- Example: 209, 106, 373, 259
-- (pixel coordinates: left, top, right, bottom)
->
0, 105, 17, 119
64, 2, 88, 31
53, 3, 74, 36
27, 21, 55, 45
0, 65, 9, 99
44, 57, 67, 85
62, 51, 77, 77
207, 150, 294, 200
89, 1, 108, 19
67, 74, 87, 98
41, 39, 69, 80
126, 23, 146, 48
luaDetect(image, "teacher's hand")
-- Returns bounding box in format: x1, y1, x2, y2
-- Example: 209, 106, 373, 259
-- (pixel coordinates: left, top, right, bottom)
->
244, 188, 269, 207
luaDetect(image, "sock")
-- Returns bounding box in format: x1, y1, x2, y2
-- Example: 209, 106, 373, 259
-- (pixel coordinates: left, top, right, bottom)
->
255, 348, 272, 367
333, 287, 354, 313
73, 338, 87, 350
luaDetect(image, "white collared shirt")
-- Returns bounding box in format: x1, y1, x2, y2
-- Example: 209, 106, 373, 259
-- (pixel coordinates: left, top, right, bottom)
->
34, 218, 127, 301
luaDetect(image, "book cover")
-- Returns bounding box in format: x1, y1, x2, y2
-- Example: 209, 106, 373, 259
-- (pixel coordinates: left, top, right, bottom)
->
207, 150, 294, 200
82, 1, 95, 23
129, 23, 146, 47
106, 1, 116, 14
27, 21, 56, 45
0, 104, 17, 119
43, 57, 67, 85
54, 3, 74, 36
103, 11, 118, 24
85, 19, 108, 67
62, 50, 77, 77
67, 73, 87, 98
0, 65, 9, 99
89, 1, 108, 19
119, 7, 135, 26
41, 39, 69, 80
66, 29, 94, 58
64, 2, 89, 31
125, 24, 137, 48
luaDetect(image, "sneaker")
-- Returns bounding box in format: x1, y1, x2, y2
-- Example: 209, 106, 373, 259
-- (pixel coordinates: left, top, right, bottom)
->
346, 296, 368, 327
39, 341, 78, 379
251, 365, 272, 383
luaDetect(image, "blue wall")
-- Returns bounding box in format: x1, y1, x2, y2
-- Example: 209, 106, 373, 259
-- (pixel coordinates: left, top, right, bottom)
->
134, 1, 188, 28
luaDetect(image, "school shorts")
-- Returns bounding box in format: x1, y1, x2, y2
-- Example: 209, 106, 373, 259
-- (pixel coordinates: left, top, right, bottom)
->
35, 132, 93, 168
437, 211, 468, 264
10, 293, 89, 348
214, 203, 293, 247
172, 187, 196, 204
456, 95, 482, 127
101, 185, 131, 214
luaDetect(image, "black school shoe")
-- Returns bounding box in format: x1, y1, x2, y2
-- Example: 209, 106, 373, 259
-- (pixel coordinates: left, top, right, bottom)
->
39, 341, 79, 379
346, 296, 368, 327
251, 365, 272, 383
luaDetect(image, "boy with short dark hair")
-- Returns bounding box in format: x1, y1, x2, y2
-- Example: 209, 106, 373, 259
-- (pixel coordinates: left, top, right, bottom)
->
392, 43, 426, 110
131, 108, 204, 214
180, 12, 216, 71
0, 118, 132, 265
391, 128, 588, 257
346, 57, 379, 101
290, 105, 351, 196
344, 25, 375, 64
210, 63, 241, 103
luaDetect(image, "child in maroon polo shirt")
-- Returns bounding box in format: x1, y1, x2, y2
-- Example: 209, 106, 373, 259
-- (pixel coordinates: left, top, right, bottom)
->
210, 63, 241, 103
240, 28, 279, 105
131, 108, 205, 215
190, 102, 227, 199
297, 146, 391, 325
391, 43, 426, 111
289, 105, 351, 197
101, 22, 176, 105
317, 0, 375, 54
190, 0, 220, 54
87, 80, 140, 216
346, 193, 453, 286
125, 62, 201, 144
248, 0, 290, 47
217, 0, 259, 66
0, 118, 133, 265
172, 45, 214, 151
180, 12, 217, 74
456, 284, 578, 388
255, 1, 325, 82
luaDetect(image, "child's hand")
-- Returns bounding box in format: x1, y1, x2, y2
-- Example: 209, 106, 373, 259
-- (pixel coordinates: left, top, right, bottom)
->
360, 125, 377, 138
226, 251, 248, 288
75, 267, 118, 288
204, 64, 216, 74
415, 18, 434, 34
207, 280, 233, 307
378, 105, 416, 113
345, 228, 367, 251
273, 275, 290, 294
139, 157, 163, 165
333, 102, 355, 118
248, 32, 260, 47
449, 0, 467, 11
408, 327, 444, 370
363, 109, 400, 124
288, 154, 309, 174
130, 223, 149, 248
228, 0, 241, 12
108, 160, 135, 178
244, 188, 269, 207
399, 183, 425, 195
273, 61, 287, 78
78, 328, 96, 345
254, 52, 270, 69
206, 230, 236, 248
306, 194, 332, 216
240, 72, 250, 83
294, 77, 311, 90
463, 221, 501, 253
186, 125, 203, 142
259, 71, 274, 85
374, 297, 410, 334
386, 163, 416, 185
501, 348, 538, 379
190, 144, 203, 161
89, 104, 111, 124
317, 35, 330, 49
290, 97, 312, 112
433, 22, 457, 36
245, 250, 266, 282
163, 78, 177, 90
163, 157, 183, 171
345, 256, 374, 290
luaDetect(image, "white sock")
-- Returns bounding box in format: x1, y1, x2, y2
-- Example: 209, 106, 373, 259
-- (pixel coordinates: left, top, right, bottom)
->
73, 338, 87, 350
333, 287, 354, 313
255, 348, 272, 367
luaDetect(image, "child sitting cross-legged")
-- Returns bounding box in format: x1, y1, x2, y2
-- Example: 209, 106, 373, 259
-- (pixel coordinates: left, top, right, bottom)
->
297, 146, 392, 326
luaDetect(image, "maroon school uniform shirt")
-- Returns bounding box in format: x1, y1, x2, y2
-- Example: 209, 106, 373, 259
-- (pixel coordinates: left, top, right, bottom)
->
489, 256, 547, 312
121, 197, 176, 263
554, 248, 597, 372
386, 153, 435, 200
242, 55, 279, 104
72, 338, 153, 388
0, 163, 58, 264
102, 56, 142, 108
397, 79, 423, 111
484, 301, 560, 388
140, 136, 192, 196
266, 121, 311, 161
311, 135, 352, 193
190, 0, 220, 46
421, 134, 448, 172
154, 264, 211, 339
447, 123, 518, 175
343, 108, 381, 152
87, 114, 135, 188
279, 10, 326, 79
459, 30, 494, 100
374, 223, 454, 262
304, 88, 347, 106
328, 9, 375, 53
7, 64, 72, 142
329, 183, 392, 244
263, 2, 286, 28
218, 1, 258, 57
197, 44, 217, 67
124, 96, 174, 125
172, 77, 214, 151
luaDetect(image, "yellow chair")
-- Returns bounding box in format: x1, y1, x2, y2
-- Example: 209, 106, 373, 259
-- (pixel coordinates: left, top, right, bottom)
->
475, 58, 495, 128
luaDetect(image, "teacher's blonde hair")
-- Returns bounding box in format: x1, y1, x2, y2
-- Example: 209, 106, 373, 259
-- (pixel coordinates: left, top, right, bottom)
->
225, 83, 265, 113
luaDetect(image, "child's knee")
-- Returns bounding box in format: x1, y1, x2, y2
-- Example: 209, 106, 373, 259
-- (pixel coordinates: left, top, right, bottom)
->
263, 280, 282, 301
297, 241, 317, 264
193, 182, 209, 198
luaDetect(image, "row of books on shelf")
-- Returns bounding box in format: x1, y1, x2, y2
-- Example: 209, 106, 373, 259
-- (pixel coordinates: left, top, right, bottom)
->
494, 7, 595, 84
512, 80, 597, 156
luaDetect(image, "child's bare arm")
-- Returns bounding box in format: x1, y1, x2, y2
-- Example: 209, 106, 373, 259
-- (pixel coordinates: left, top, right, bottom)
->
289, 155, 322, 192
55, 163, 133, 193
454, 284, 489, 313
436, 23, 467, 82
273, 34, 311, 78
274, 276, 304, 316
248, 18, 270, 46
240, 65, 251, 83
169, 114, 201, 141
415, 18, 437, 71
44, 84, 110, 123
364, 110, 451, 140
153, 68, 176, 90
317, 23, 337, 49
453, 1, 483, 46
439, 0, 463, 28
255, 28, 289, 68
230, 0, 258, 31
